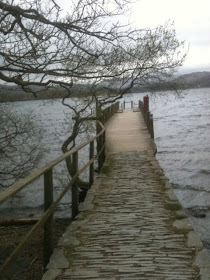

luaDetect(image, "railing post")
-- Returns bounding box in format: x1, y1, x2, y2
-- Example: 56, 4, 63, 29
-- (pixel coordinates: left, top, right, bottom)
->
89, 141, 94, 186
116, 102, 119, 111
111, 104, 113, 116
44, 168, 53, 268
150, 114, 154, 139
103, 109, 107, 123
96, 100, 102, 169
139, 100, 143, 113
102, 130, 106, 164
144, 107, 146, 121
131, 100, 133, 109
101, 110, 105, 125
147, 111, 150, 130
140, 97, 154, 138
146, 95, 149, 111
98, 133, 103, 172
72, 151, 78, 219
107, 107, 110, 119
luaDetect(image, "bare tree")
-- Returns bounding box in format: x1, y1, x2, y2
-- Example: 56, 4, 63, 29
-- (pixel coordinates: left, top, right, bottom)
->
0, 0, 187, 188
0, 0, 186, 93
0, 106, 46, 188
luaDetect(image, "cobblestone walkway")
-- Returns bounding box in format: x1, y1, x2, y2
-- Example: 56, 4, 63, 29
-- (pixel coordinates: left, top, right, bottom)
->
43, 151, 210, 280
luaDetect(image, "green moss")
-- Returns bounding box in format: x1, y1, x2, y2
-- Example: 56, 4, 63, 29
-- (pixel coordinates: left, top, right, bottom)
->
101, 165, 111, 174
101, 156, 115, 174
165, 202, 182, 212
174, 214, 185, 220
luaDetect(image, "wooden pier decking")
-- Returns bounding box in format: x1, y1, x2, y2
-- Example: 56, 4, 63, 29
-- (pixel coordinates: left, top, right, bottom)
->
42, 110, 210, 280
105, 109, 155, 153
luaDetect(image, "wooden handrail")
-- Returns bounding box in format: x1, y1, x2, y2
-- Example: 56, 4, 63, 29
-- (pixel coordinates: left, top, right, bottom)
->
0, 122, 105, 205
0, 101, 119, 278
123, 100, 134, 109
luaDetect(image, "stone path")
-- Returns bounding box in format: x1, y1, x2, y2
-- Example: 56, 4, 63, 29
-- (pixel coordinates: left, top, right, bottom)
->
42, 111, 210, 280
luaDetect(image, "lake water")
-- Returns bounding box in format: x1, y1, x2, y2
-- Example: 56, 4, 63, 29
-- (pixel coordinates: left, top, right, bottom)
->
0, 98, 95, 219
126, 88, 210, 250
0, 88, 210, 250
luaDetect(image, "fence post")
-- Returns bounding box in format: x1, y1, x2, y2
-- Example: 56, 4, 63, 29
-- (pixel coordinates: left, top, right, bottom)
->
72, 151, 78, 219
44, 168, 53, 268
131, 100, 133, 109
116, 102, 119, 111
139, 100, 143, 113
89, 141, 94, 186
96, 100, 102, 168
108, 107, 111, 119
150, 114, 154, 138
98, 133, 103, 172
102, 130, 106, 164
146, 95, 149, 111
147, 111, 150, 130
104, 109, 107, 123
111, 104, 113, 116
142, 101, 146, 121
101, 110, 105, 125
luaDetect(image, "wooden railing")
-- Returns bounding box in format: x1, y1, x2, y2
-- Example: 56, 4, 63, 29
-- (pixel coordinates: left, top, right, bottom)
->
0, 102, 119, 278
123, 100, 134, 109
139, 96, 154, 139
119, 96, 154, 139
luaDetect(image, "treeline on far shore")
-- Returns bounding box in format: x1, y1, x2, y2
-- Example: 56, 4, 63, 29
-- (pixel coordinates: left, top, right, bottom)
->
1, 71, 210, 103
0, 86, 89, 103
0, 83, 128, 103
0, 84, 146, 103
0, 85, 209, 103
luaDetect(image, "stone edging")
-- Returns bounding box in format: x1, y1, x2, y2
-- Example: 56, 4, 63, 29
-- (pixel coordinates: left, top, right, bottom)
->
42, 151, 210, 280
149, 154, 210, 280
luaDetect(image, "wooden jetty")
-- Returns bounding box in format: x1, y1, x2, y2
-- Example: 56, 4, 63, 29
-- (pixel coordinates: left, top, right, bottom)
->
105, 108, 154, 153
1, 98, 210, 280
42, 101, 210, 280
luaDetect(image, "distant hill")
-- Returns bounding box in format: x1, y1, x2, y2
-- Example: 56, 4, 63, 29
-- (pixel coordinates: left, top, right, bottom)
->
0, 85, 91, 103
128, 71, 210, 92
0, 71, 210, 102
178, 71, 210, 88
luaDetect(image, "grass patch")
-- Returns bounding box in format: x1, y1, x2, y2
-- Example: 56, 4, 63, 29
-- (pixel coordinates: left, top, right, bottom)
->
165, 202, 182, 212
101, 156, 115, 174
174, 213, 185, 220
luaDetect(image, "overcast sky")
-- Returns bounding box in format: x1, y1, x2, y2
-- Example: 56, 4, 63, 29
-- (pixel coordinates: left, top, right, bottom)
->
130, 0, 210, 73
59, 0, 210, 74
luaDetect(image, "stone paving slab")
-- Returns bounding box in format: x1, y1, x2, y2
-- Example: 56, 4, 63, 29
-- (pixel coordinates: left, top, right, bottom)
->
42, 151, 210, 280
